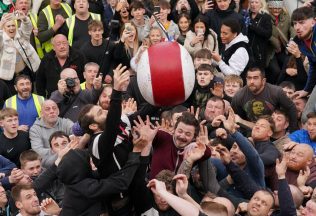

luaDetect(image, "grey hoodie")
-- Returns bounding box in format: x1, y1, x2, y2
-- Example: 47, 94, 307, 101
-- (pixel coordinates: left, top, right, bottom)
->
30, 117, 73, 168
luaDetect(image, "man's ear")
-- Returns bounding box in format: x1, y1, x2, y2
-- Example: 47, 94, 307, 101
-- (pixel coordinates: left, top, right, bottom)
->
0, 120, 3, 127
88, 123, 98, 131
15, 201, 23, 209
268, 129, 273, 137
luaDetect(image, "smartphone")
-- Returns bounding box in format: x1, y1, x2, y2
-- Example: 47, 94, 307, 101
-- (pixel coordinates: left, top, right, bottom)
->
197, 29, 204, 36
125, 23, 132, 32
154, 6, 161, 14
11, 11, 19, 20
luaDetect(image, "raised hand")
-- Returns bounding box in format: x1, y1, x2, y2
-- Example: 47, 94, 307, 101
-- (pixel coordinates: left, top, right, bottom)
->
211, 115, 226, 127
182, 141, 206, 164
122, 98, 137, 115
275, 155, 288, 179
188, 106, 200, 120
197, 124, 209, 146
41, 198, 61, 215
173, 174, 189, 198
155, 118, 172, 134
216, 145, 231, 164
92, 73, 103, 90
215, 128, 227, 139
147, 179, 167, 195
297, 166, 311, 188
223, 108, 238, 134
113, 64, 130, 91
133, 115, 158, 144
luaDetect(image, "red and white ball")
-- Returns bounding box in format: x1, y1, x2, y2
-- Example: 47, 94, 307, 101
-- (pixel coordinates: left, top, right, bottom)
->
137, 42, 195, 106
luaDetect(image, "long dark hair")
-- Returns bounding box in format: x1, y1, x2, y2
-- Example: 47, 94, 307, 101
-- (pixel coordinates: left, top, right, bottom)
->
192, 15, 210, 38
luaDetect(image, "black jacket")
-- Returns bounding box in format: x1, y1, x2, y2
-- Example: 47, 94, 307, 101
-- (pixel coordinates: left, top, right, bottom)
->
205, 5, 245, 51
57, 149, 140, 216
36, 48, 86, 98
247, 12, 272, 68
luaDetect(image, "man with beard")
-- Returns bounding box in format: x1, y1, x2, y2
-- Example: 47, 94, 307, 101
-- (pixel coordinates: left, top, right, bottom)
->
4, 75, 44, 128
78, 64, 137, 215
279, 143, 314, 188
98, 84, 112, 110
290, 7, 316, 100
232, 67, 298, 132
149, 112, 212, 179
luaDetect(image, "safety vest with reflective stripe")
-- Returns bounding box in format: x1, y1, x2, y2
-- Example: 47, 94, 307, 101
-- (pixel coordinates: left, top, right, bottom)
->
66, 13, 101, 46
29, 12, 44, 59
5, 94, 45, 116
42, 3, 72, 53
80, 82, 86, 90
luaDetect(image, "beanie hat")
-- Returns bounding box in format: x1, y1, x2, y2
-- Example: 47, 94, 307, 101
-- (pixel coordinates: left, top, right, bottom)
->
268, 0, 283, 8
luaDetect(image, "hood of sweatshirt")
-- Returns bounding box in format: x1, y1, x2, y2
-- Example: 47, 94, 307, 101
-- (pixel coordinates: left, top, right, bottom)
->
57, 149, 92, 185
225, 33, 249, 50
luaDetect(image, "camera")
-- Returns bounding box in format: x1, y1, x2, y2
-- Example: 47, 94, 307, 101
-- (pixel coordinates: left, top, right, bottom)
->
65, 78, 76, 89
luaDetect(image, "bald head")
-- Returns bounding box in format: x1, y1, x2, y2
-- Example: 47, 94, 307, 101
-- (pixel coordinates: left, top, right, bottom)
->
213, 197, 235, 216
60, 68, 77, 79
288, 144, 314, 171
295, 144, 314, 160
52, 34, 69, 59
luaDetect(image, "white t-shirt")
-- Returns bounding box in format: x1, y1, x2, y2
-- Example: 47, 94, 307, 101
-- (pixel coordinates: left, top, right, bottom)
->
16, 211, 47, 216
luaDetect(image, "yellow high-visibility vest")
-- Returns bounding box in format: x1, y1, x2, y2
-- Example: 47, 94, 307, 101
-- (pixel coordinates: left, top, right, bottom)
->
42, 3, 72, 53
29, 12, 44, 59
5, 94, 45, 116
80, 82, 86, 90
66, 12, 101, 46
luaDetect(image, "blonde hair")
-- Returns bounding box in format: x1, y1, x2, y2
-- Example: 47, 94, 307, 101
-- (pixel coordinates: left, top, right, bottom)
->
121, 22, 139, 57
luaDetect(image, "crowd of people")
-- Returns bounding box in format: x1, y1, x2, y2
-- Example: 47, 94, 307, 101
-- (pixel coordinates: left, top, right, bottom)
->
1, 0, 316, 215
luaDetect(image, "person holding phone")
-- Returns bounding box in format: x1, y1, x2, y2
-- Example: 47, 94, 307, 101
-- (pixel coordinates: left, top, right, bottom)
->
113, 22, 139, 70
0, 11, 40, 94
184, 15, 218, 56
151, 0, 180, 41
205, 0, 245, 51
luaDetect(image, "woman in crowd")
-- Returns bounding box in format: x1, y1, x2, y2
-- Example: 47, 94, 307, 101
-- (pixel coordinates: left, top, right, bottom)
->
266, 0, 294, 84
184, 15, 218, 56
177, 13, 191, 45
0, 11, 40, 93
205, 0, 245, 51
211, 19, 250, 78
113, 22, 139, 70
246, 0, 272, 69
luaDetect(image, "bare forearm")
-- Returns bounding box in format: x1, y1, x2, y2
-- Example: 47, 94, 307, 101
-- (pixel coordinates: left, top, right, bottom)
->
158, 191, 199, 216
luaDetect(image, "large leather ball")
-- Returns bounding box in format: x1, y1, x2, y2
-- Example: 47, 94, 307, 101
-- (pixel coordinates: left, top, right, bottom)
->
137, 42, 195, 106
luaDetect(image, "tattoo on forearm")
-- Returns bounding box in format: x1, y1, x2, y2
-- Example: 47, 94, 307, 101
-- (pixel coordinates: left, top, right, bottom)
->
177, 159, 193, 179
